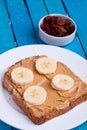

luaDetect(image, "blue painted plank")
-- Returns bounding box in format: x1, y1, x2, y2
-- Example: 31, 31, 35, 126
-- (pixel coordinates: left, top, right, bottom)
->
13, 128, 19, 130
6, 0, 37, 46
62, 0, 87, 56
0, 0, 15, 54
44, 0, 66, 14
13, 128, 20, 130
0, 121, 12, 130
43, 0, 85, 58
64, 38, 85, 58
26, 0, 48, 44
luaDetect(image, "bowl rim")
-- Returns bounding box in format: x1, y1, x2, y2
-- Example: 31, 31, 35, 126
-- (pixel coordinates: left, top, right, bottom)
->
39, 14, 77, 39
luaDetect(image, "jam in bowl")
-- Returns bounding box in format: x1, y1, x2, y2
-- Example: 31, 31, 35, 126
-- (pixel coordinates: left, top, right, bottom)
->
39, 14, 77, 46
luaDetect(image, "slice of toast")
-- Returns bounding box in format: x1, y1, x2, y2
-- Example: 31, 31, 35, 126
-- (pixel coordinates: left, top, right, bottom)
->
2, 55, 87, 125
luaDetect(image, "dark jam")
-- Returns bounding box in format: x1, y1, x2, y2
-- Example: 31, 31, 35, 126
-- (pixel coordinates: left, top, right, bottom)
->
40, 16, 75, 37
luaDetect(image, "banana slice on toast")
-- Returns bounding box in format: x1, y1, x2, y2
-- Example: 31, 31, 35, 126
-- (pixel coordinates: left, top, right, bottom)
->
23, 85, 47, 105
51, 74, 74, 91
35, 57, 57, 74
11, 67, 34, 85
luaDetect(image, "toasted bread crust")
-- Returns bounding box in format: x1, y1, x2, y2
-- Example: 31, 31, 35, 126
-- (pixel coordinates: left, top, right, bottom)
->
13, 89, 87, 125
2, 55, 87, 125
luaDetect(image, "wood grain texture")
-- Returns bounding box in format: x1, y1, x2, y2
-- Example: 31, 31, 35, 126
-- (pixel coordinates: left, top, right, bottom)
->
0, 0, 15, 54
44, 0, 66, 14
62, 0, 87, 57
25, 0, 48, 44
6, 0, 37, 46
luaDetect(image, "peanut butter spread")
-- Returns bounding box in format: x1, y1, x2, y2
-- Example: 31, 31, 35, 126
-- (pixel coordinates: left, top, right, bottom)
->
5, 56, 87, 113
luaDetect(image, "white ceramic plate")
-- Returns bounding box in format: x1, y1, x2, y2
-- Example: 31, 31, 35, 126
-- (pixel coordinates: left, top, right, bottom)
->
0, 45, 87, 130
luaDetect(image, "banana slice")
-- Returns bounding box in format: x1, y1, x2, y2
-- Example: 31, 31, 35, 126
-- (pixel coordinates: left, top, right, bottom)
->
51, 74, 74, 91
11, 67, 34, 85
35, 57, 57, 74
23, 85, 47, 105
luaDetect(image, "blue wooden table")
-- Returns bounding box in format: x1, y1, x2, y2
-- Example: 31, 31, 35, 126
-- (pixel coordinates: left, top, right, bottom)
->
0, 0, 87, 130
